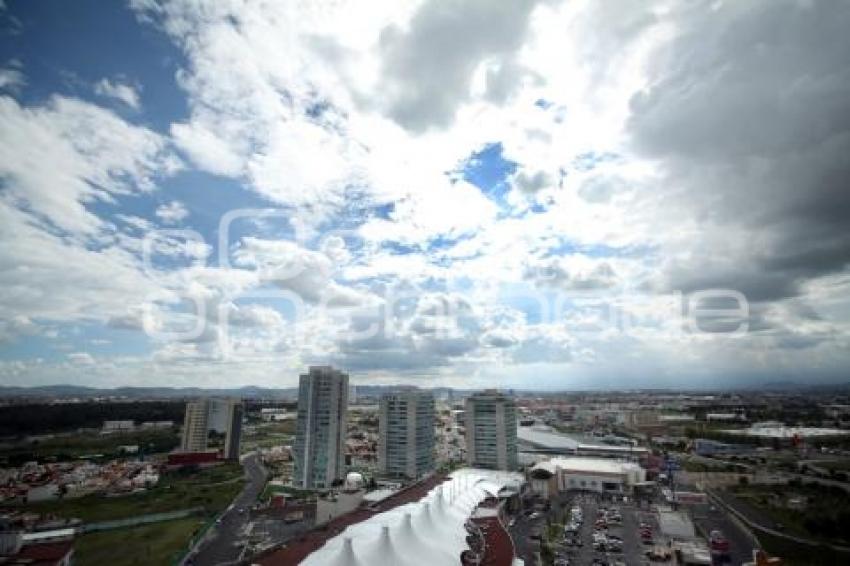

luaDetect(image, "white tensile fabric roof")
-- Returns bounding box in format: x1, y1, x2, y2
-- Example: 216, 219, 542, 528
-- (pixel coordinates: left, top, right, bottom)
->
300, 468, 524, 566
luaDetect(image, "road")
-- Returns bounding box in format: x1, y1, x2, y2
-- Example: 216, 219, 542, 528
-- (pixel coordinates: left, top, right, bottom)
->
509, 506, 544, 565
186, 453, 268, 566
691, 500, 757, 566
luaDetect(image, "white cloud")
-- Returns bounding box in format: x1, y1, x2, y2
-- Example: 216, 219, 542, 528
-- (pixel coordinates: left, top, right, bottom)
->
67, 352, 95, 365
0, 64, 24, 92
0, 0, 847, 389
94, 78, 141, 110
155, 200, 189, 224
0, 95, 178, 235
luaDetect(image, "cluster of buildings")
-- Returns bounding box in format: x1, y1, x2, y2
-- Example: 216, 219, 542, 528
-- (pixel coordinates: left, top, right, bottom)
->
252, 367, 659, 565
291, 367, 523, 489
0, 460, 159, 504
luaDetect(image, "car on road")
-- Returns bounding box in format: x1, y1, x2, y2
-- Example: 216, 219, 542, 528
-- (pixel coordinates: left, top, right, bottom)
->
645, 547, 672, 561
709, 530, 730, 554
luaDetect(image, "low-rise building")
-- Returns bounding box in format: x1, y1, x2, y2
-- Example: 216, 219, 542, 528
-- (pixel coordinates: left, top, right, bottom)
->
693, 438, 750, 456
101, 420, 135, 433
529, 457, 646, 496
0, 523, 74, 566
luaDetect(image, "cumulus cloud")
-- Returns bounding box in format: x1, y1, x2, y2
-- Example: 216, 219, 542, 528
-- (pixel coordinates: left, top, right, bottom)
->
0, 63, 25, 92
0, 95, 178, 234
67, 352, 95, 365
524, 257, 619, 291
1, 0, 848, 388
155, 200, 189, 224
511, 169, 554, 194
233, 237, 375, 308
94, 78, 142, 110
377, 0, 545, 131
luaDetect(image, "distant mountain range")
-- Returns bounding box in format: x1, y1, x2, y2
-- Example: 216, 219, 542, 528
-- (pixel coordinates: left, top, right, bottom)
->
0, 384, 471, 401
0, 381, 847, 400
0, 384, 299, 400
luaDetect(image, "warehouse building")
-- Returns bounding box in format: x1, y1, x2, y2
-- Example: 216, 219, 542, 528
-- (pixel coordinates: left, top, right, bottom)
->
529, 457, 646, 497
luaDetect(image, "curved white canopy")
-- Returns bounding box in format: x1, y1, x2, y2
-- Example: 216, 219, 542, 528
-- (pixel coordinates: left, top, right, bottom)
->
300, 468, 524, 566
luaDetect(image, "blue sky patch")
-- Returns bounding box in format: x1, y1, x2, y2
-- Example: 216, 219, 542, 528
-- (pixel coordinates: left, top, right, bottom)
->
456, 142, 518, 204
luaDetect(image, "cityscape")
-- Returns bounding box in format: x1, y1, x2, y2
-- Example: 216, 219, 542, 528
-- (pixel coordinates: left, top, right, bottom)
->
2, 1, 850, 565
2, 373, 850, 565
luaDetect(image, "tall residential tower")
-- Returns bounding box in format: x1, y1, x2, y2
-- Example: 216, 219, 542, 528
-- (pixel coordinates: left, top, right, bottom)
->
465, 390, 518, 471
180, 398, 243, 460
293, 366, 350, 489
378, 390, 435, 479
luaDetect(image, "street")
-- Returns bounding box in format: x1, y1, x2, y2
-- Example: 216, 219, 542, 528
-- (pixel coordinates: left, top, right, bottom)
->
186, 453, 268, 566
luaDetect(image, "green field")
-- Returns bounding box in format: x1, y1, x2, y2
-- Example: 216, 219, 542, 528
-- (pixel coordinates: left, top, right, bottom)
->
730, 482, 850, 545
816, 459, 850, 472
757, 529, 850, 566
74, 517, 205, 566
0, 429, 180, 464
242, 420, 295, 451
259, 482, 312, 503
16, 463, 245, 523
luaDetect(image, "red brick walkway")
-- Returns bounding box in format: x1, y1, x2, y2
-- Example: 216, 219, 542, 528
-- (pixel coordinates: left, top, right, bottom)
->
257, 473, 447, 565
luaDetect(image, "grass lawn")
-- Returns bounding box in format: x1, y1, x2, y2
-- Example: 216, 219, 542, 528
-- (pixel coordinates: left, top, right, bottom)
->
17, 463, 245, 523
259, 482, 312, 503
74, 517, 205, 566
729, 482, 850, 545
757, 529, 850, 566
0, 429, 181, 464
817, 459, 850, 472
242, 421, 295, 451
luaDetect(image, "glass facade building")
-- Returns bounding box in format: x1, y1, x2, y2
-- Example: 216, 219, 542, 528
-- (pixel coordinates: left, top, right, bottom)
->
293, 366, 349, 489
378, 390, 435, 479
464, 390, 517, 471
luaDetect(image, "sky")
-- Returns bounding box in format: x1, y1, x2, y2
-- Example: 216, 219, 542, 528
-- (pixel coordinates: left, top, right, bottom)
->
0, 0, 849, 390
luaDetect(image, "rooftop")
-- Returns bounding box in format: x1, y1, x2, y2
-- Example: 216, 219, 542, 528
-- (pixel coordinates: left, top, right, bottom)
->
518, 426, 649, 455
724, 424, 850, 438
258, 469, 524, 566
518, 426, 579, 450
532, 457, 644, 476
0, 541, 74, 565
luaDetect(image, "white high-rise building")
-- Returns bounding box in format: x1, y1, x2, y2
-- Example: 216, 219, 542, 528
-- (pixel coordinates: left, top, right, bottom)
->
378, 390, 435, 479
180, 398, 243, 460
465, 390, 518, 471
293, 366, 349, 489
181, 400, 209, 452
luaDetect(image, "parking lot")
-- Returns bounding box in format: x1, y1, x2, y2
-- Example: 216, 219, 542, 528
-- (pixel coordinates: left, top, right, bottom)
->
510, 491, 668, 566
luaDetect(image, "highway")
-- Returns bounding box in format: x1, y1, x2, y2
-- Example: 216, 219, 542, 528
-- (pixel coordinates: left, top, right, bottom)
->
185, 453, 268, 566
